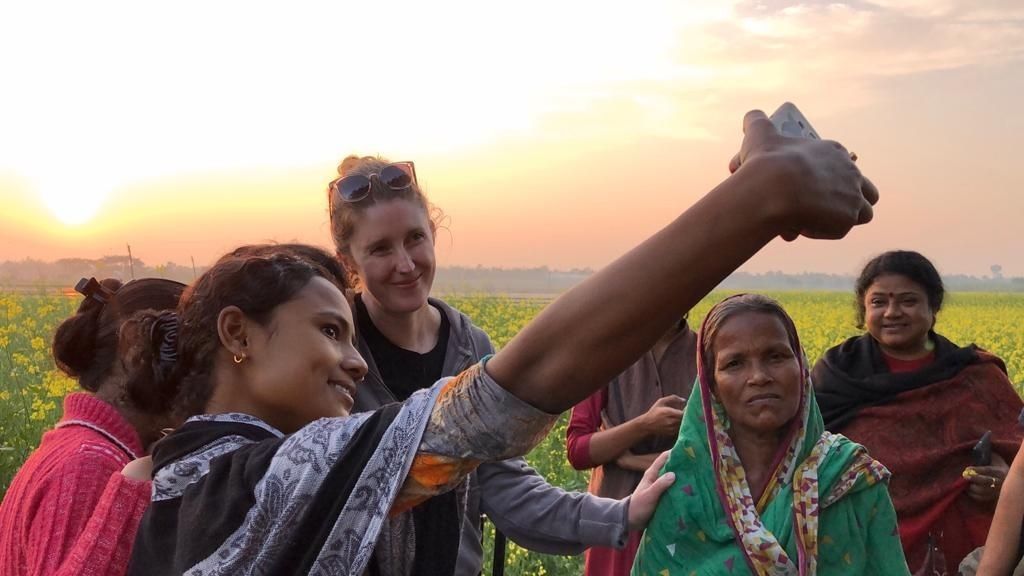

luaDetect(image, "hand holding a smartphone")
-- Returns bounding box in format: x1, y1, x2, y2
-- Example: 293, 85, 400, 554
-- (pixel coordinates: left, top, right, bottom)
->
963, 431, 1008, 503
728, 103, 877, 241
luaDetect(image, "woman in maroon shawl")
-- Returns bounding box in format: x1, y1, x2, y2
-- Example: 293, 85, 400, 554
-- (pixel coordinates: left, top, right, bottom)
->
812, 250, 1023, 573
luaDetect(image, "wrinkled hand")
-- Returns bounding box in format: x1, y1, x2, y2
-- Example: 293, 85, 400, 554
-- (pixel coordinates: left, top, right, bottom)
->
729, 110, 878, 241
122, 455, 153, 481
627, 451, 676, 531
641, 395, 686, 437
965, 452, 1009, 504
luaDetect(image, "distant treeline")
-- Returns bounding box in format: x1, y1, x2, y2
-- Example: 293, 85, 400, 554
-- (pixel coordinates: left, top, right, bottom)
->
2, 257, 1023, 294
717, 271, 1024, 293
0, 256, 201, 289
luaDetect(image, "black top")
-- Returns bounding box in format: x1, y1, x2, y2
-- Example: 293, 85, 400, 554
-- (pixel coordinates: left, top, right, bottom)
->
355, 294, 451, 401
354, 293, 459, 576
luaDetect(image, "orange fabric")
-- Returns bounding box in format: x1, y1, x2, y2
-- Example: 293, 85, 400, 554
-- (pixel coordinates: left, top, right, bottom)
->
391, 454, 481, 515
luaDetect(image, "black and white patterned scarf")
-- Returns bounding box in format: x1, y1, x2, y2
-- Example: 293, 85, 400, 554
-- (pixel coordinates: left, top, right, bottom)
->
128, 385, 439, 576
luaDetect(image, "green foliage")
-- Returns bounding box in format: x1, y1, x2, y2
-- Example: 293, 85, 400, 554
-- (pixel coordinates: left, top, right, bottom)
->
0, 292, 78, 494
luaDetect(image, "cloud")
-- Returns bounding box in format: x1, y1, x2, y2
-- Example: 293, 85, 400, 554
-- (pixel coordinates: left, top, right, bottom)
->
525, 0, 1024, 142
0, 0, 1020, 177
699, 1, 1024, 81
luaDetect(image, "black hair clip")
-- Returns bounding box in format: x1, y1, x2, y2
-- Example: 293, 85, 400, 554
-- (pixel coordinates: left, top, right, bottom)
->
151, 311, 179, 369
75, 277, 113, 304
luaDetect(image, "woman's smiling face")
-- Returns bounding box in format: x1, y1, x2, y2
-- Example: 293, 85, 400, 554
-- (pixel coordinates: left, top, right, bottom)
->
240, 277, 368, 433
343, 199, 436, 315
863, 273, 935, 358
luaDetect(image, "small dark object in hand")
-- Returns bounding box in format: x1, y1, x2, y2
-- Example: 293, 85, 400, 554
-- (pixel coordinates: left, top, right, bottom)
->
972, 431, 993, 467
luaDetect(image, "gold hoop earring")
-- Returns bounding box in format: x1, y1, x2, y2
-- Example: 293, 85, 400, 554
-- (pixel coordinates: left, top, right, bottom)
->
233, 353, 246, 364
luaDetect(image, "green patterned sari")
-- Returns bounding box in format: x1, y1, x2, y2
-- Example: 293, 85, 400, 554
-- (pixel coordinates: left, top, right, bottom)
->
633, 298, 909, 576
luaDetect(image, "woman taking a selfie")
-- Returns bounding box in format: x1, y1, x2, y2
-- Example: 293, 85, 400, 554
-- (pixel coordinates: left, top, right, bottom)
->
125, 110, 879, 574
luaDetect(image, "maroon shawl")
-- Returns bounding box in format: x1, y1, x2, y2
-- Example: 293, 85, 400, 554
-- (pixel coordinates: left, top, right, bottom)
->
813, 333, 1023, 571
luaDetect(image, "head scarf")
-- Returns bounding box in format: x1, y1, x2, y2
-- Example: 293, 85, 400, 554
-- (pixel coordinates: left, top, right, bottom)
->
633, 295, 905, 576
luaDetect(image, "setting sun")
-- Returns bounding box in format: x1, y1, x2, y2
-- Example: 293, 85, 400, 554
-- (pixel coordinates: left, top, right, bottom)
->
31, 173, 112, 227
0, 0, 1022, 276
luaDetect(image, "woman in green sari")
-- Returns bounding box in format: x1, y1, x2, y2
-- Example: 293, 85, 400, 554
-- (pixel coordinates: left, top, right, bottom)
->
634, 294, 910, 575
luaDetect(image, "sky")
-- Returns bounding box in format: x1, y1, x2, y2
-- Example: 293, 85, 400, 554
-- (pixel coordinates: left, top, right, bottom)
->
1, 0, 1023, 276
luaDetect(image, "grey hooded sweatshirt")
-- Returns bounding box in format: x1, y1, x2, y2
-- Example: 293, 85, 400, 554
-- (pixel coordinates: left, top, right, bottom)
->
353, 297, 628, 575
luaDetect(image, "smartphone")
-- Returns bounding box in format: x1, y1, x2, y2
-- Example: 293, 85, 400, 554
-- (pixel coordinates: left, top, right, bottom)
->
973, 430, 993, 466
769, 102, 821, 140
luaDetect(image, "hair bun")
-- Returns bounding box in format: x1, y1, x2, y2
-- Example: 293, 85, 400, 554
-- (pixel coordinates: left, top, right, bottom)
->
337, 155, 364, 177
121, 310, 178, 413
53, 277, 124, 379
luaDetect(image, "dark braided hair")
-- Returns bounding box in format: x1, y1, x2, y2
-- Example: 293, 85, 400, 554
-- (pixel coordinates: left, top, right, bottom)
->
122, 247, 345, 419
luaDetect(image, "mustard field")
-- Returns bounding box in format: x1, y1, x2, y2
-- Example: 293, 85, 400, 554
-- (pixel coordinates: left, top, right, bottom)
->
2, 290, 1022, 575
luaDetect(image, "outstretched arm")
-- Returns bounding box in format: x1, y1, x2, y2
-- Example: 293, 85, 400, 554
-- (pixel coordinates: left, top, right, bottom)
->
478, 452, 675, 555
478, 458, 628, 554
395, 110, 877, 511
489, 110, 877, 413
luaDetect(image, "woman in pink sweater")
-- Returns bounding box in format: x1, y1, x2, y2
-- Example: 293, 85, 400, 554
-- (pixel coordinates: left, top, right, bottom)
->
0, 277, 184, 576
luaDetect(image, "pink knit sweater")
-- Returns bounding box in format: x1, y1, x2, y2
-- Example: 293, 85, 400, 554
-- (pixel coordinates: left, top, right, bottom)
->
0, 393, 151, 576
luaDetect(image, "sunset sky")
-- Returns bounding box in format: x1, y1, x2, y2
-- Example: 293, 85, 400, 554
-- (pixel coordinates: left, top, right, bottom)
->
1, 0, 1022, 276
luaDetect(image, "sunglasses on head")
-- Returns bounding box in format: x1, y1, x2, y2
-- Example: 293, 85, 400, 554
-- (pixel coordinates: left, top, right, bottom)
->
331, 161, 417, 203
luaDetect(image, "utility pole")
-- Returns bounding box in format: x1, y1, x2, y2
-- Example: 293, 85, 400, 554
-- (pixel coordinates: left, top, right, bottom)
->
127, 244, 136, 280
191, 256, 198, 280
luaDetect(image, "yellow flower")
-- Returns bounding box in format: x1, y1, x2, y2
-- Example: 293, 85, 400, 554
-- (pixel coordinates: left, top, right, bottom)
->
30, 398, 56, 422
44, 370, 77, 398
4, 300, 23, 319
30, 337, 45, 351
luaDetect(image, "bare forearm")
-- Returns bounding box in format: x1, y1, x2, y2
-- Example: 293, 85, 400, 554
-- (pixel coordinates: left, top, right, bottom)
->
587, 419, 650, 466
617, 451, 659, 473
489, 162, 781, 413
977, 452, 1024, 575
